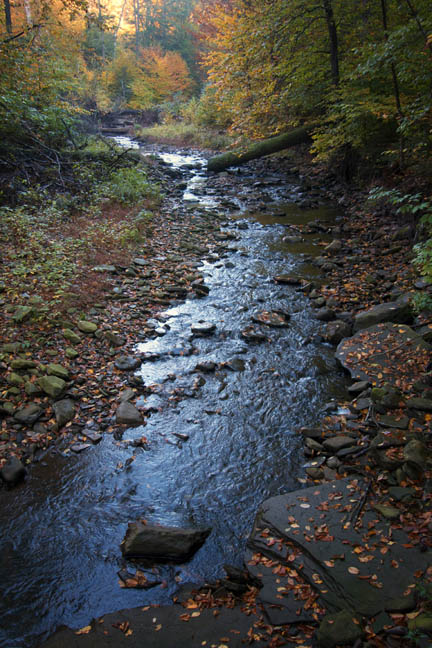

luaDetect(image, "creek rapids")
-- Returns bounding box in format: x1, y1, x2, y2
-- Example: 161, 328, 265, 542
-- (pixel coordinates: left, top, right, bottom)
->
0, 141, 349, 647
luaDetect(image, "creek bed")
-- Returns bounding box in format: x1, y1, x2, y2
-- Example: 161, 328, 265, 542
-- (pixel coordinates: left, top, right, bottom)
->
0, 145, 348, 648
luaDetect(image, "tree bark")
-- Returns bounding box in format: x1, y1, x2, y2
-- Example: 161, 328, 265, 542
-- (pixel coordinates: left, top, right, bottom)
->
322, 0, 340, 86
4, 0, 12, 33
207, 127, 311, 172
22, 0, 32, 27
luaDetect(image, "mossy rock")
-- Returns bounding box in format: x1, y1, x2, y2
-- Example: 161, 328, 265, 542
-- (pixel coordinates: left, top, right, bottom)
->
77, 320, 98, 334
8, 372, 24, 386
38, 376, 66, 398
63, 328, 81, 345
316, 610, 363, 647
46, 363, 70, 380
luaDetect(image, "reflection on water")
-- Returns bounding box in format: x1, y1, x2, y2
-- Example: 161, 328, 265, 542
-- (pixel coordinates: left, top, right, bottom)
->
0, 144, 347, 648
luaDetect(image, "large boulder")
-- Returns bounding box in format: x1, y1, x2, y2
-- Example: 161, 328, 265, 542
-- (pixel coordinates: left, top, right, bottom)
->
121, 522, 211, 561
353, 298, 412, 332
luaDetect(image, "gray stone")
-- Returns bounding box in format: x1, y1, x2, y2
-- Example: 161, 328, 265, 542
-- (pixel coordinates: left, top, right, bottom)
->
315, 308, 336, 322
38, 376, 66, 398
63, 328, 81, 345
403, 439, 428, 476
353, 300, 412, 332
322, 320, 352, 345
93, 265, 116, 273
105, 331, 126, 347
114, 356, 141, 371
316, 610, 363, 648
406, 397, 432, 412
388, 486, 416, 502
53, 399, 75, 428
14, 403, 43, 425
70, 443, 91, 453
25, 381, 43, 397
119, 388, 135, 402
121, 522, 211, 561
0, 457, 27, 485
116, 402, 143, 426
323, 435, 356, 452
47, 363, 69, 380
77, 320, 98, 334
324, 239, 342, 254
83, 430, 102, 443
348, 381, 370, 394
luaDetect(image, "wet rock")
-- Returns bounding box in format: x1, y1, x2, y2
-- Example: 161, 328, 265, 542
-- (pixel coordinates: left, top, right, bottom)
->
38, 376, 66, 398
315, 308, 336, 322
273, 274, 302, 285
0, 457, 27, 485
322, 320, 352, 345
53, 399, 75, 428
194, 361, 217, 373
121, 522, 211, 561
252, 310, 290, 327
316, 610, 363, 648
70, 443, 91, 453
376, 414, 409, 429
114, 356, 141, 371
116, 402, 143, 426
191, 322, 216, 336
323, 435, 356, 453
388, 486, 415, 502
14, 403, 43, 426
63, 328, 81, 345
348, 381, 370, 394
324, 239, 342, 255
241, 326, 267, 342
119, 388, 135, 402
223, 358, 246, 372
83, 430, 102, 443
77, 320, 98, 334
353, 299, 412, 332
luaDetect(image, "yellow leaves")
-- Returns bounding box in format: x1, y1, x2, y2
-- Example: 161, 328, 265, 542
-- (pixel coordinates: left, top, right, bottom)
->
75, 625, 91, 635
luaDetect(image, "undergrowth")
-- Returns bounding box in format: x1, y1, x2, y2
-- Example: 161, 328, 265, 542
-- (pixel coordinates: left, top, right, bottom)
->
0, 138, 161, 318
135, 122, 233, 150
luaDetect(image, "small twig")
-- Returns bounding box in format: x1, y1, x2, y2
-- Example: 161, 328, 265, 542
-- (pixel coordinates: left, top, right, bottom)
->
350, 480, 372, 526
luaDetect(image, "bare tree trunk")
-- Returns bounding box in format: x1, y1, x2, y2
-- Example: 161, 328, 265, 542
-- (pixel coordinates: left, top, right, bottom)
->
133, 0, 140, 56
4, 0, 12, 33
22, 0, 32, 27
113, 0, 127, 56
380, 0, 403, 117
322, 0, 340, 86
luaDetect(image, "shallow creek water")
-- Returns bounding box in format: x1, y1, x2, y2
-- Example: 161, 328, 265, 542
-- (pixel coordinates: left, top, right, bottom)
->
0, 143, 348, 647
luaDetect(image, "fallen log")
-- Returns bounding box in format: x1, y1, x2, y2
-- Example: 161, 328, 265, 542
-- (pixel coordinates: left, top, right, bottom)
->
207, 126, 311, 172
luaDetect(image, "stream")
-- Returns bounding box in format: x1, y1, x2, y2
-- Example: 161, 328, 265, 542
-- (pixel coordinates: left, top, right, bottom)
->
0, 141, 349, 648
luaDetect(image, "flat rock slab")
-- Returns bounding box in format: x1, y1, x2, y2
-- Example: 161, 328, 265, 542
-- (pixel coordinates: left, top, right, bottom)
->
39, 604, 266, 648
353, 299, 412, 332
336, 323, 431, 391
247, 478, 430, 624
121, 522, 211, 562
